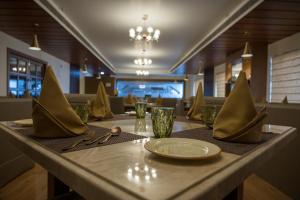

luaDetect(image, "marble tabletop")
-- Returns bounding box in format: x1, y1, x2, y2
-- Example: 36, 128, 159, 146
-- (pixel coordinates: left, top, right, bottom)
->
0, 116, 296, 200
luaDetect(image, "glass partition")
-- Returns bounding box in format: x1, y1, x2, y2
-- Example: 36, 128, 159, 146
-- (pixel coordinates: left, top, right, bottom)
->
116, 80, 184, 98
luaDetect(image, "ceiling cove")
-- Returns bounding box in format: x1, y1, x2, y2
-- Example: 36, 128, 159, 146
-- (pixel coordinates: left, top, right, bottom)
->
34, 0, 262, 75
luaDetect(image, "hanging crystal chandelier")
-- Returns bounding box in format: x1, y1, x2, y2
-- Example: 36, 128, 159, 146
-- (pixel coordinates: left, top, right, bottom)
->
134, 58, 152, 65
129, 15, 160, 42
136, 70, 149, 76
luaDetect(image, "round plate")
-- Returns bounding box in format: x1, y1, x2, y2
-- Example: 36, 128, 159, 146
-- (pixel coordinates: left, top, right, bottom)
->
144, 138, 221, 160
14, 119, 33, 127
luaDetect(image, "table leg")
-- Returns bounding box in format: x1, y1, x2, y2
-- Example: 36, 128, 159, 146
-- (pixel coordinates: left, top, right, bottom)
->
47, 173, 70, 200
224, 183, 243, 200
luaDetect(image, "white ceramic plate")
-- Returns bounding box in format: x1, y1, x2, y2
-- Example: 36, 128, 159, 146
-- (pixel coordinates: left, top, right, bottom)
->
125, 111, 137, 116
13, 119, 33, 127
144, 138, 221, 160
125, 111, 150, 116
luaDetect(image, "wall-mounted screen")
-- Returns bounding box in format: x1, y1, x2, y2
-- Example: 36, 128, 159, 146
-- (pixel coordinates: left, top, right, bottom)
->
116, 80, 184, 98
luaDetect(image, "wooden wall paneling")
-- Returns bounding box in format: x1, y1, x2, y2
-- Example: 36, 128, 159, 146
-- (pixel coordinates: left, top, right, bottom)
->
204, 67, 214, 96
84, 76, 115, 96
69, 64, 80, 94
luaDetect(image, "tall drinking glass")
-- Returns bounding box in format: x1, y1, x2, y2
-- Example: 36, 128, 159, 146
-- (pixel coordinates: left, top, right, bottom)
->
135, 102, 147, 118
151, 107, 175, 138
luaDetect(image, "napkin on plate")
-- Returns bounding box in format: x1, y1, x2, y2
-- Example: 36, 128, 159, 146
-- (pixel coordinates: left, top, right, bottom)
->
32, 66, 88, 138
213, 72, 267, 143
90, 81, 113, 120
14, 119, 33, 127
187, 82, 205, 120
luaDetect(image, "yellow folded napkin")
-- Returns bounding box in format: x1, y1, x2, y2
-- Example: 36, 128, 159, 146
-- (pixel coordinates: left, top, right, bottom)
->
213, 72, 267, 143
282, 96, 288, 104
32, 66, 88, 138
90, 82, 113, 119
23, 90, 31, 99
156, 95, 163, 106
187, 82, 205, 120
125, 94, 136, 105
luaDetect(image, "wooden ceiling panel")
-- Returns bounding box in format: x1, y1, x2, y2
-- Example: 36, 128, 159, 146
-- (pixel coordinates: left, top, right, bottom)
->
0, 0, 113, 75
186, 0, 300, 73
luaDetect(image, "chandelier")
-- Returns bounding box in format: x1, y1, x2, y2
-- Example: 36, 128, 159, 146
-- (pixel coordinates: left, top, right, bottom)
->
136, 70, 149, 76
134, 58, 152, 65
129, 15, 160, 42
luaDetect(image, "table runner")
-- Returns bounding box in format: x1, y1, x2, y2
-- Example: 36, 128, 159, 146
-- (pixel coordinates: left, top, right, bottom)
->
16, 125, 146, 153
11, 114, 277, 156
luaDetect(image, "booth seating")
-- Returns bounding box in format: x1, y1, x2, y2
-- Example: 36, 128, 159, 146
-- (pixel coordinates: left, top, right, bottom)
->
0, 99, 34, 187
65, 94, 125, 114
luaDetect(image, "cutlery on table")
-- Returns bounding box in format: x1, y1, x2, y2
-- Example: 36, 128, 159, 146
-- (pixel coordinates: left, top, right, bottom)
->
85, 127, 121, 145
98, 127, 122, 144
62, 131, 95, 151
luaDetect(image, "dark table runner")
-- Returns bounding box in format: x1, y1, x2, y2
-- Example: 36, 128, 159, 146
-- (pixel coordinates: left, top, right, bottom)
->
171, 128, 277, 155
13, 114, 277, 156
17, 125, 146, 153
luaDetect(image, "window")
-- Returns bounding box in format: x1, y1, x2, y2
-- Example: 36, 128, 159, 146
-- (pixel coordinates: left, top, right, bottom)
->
7, 49, 46, 97
116, 80, 184, 98
269, 49, 300, 103
214, 63, 226, 97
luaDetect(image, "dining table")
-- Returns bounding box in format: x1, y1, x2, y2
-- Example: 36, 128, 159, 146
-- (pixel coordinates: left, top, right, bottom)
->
0, 114, 296, 200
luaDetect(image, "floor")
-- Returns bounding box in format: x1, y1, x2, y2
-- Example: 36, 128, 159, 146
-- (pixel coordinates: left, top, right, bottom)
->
0, 164, 292, 200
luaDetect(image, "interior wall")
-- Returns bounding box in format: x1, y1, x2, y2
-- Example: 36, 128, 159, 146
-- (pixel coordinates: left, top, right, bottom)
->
85, 76, 115, 96
0, 31, 70, 96
267, 32, 300, 101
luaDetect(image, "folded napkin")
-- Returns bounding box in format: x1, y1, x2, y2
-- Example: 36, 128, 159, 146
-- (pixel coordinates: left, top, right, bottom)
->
282, 96, 288, 104
156, 95, 163, 106
213, 72, 267, 143
187, 82, 205, 120
90, 81, 113, 119
32, 66, 88, 138
124, 94, 136, 105
24, 90, 31, 99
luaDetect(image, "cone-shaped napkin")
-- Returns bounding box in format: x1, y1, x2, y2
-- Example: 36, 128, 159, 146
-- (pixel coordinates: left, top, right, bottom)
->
90, 81, 113, 119
124, 94, 136, 105
156, 94, 163, 106
32, 66, 88, 138
282, 96, 288, 104
187, 82, 205, 120
213, 72, 267, 143
24, 90, 31, 99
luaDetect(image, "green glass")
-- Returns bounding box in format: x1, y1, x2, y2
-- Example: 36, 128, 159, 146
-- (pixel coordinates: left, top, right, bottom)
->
73, 104, 89, 124
200, 105, 218, 129
151, 107, 175, 138
134, 118, 147, 134
135, 102, 147, 118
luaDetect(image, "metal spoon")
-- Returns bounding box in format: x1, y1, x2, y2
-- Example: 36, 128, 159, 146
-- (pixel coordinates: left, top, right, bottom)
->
85, 127, 121, 145
99, 127, 122, 144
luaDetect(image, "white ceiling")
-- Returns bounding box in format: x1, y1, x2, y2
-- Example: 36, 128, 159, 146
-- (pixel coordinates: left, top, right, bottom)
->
36, 0, 260, 75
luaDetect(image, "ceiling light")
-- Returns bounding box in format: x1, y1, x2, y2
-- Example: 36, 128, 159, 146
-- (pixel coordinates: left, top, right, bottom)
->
29, 34, 41, 51
81, 58, 88, 73
129, 15, 160, 43
241, 42, 253, 58
134, 58, 152, 66
100, 71, 104, 75
29, 24, 41, 51
96, 73, 101, 79
136, 70, 149, 76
